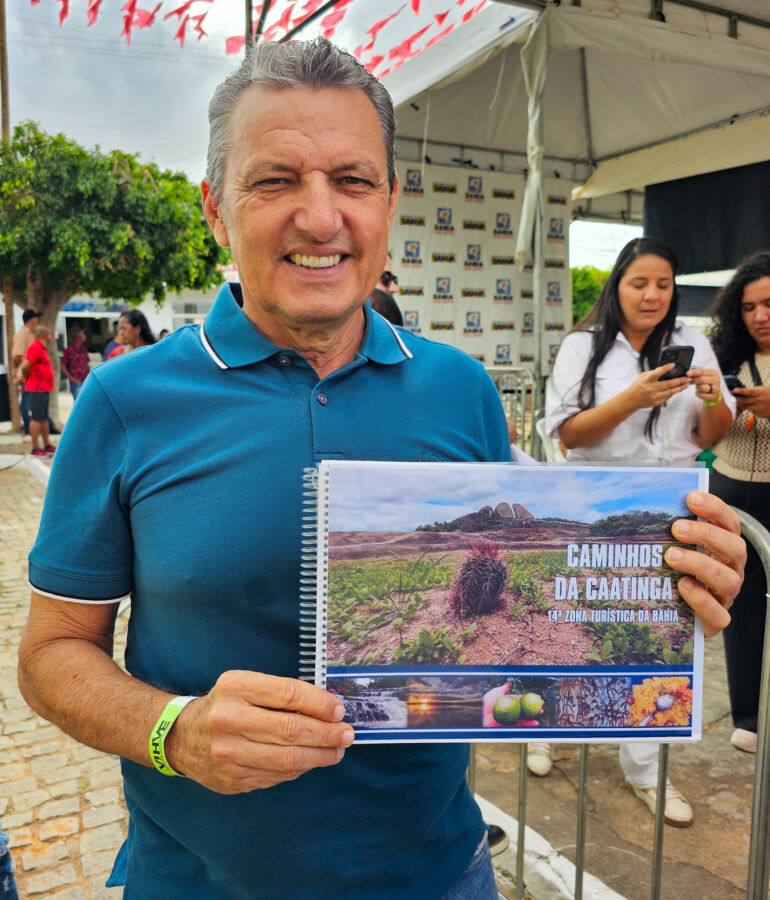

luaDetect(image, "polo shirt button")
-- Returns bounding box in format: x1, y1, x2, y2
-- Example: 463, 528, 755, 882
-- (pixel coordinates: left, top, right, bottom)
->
317, 393, 328, 406
278, 355, 291, 367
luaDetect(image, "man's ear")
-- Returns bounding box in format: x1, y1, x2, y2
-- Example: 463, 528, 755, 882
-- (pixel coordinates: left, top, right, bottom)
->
201, 181, 231, 248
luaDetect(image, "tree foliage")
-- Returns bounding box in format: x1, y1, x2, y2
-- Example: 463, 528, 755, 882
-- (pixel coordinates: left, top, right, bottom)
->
587, 510, 675, 536
571, 265, 609, 325
0, 121, 228, 317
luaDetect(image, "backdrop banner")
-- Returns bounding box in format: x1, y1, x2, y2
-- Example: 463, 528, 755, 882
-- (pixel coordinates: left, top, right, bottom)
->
391, 161, 572, 375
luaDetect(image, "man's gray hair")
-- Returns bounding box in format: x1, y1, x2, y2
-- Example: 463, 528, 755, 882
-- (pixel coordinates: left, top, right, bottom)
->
206, 37, 396, 201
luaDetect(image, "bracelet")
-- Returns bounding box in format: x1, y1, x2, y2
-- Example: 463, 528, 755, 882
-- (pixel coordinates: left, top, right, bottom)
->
149, 696, 196, 776
703, 390, 722, 408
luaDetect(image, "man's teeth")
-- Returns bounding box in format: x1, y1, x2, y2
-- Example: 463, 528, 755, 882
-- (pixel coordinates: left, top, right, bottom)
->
288, 253, 342, 268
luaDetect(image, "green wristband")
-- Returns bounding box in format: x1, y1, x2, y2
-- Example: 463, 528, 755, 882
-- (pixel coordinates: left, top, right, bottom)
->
149, 695, 196, 776
703, 390, 722, 408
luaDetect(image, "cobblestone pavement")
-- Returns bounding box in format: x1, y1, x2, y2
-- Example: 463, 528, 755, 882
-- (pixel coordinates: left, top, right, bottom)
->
1, 458, 128, 899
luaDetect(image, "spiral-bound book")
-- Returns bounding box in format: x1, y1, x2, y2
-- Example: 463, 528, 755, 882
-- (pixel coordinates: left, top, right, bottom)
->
300, 460, 707, 743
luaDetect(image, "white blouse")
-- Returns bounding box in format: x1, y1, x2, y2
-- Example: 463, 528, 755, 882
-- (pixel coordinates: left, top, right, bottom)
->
545, 321, 735, 464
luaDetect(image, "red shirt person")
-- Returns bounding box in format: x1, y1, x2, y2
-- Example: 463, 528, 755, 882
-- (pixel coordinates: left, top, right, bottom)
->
18, 326, 56, 458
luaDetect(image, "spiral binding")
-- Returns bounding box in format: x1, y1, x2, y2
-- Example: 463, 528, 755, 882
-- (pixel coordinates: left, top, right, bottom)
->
299, 466, 328, 686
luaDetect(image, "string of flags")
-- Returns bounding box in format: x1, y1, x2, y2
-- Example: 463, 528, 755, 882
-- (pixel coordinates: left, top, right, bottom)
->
30, 0, 487, 64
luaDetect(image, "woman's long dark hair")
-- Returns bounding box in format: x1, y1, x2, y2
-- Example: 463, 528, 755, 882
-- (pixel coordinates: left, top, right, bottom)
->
709, 251, 770, 374
571, 237, 680, 441
121, 309, 157, 346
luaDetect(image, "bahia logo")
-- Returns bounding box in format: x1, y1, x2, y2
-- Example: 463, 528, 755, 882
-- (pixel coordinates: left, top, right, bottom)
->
492, 321, 516, 331
494, 279, 513, 303
402, 240, 423, 267
545, 259, 566, 269
404, 169, 424, 196
519, 353, 535, 364
404, 310, 421, 333
433, 277, 453, 302
465, 175, 484, 202
461, 288, 486, 298
547, 281, 562, 303
548, 194, 567, 205
547, 217, 565, 242
462, 220, 486, 231
399, 286, 424, 296
491, 255, 515, 266
495, 343, 512, 364
431, 252, 456, 264
434, 207, 454, 233
430, 321, 455, 331
464, 244, 483, 269
494, 212, 513, 238
469, 353, 486, 363
463, 311, 483, 335
400, 215, 425, 227
544, 322, 565, 331
522, 312, 534, 334
493, 188, 515, 200
433, 182, 458, 194
521, 289, 534, 299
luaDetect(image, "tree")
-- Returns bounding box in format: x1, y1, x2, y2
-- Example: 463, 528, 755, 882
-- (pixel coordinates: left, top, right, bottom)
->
0, 122, 229, 426
571, 265, 609, 325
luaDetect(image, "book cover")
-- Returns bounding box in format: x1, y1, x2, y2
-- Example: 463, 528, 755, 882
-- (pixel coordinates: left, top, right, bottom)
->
301, 461, 707, 743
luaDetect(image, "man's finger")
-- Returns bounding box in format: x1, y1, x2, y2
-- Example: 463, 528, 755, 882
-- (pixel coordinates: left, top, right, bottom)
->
217, 670, 346, 721
665, 544, 742, 606
233, 706, 355, 750
675, 574, 732, 639
684, 490, 741, 537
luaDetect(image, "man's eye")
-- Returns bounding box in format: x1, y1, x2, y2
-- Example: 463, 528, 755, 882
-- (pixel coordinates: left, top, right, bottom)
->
341, 176, 371, 186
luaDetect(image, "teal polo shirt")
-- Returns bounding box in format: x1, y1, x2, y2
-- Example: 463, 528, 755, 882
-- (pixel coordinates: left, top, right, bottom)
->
30, 283, 511, 899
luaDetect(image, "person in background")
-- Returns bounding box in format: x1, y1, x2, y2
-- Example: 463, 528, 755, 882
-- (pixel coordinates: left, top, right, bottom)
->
0, 820, 19, 900
16, 325, 57, 459
377, 251, 398, 294
708, 251, 770, 754
117, 310, 157, 351
543, 236, 735, 827
12, 309, 41, 435
159, 328, 171, 339
61, 328, 91, 402
102, 321, 120, 361
369, 287, 404, 326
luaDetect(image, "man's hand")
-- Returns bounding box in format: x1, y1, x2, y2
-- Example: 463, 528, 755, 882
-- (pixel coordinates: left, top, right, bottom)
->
733, 386, 770, 417
165, 670, 354, 794
665, 492, 745, 638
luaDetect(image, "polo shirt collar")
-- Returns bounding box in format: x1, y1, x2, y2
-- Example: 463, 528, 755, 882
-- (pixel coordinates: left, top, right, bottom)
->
200, 283, 412, 370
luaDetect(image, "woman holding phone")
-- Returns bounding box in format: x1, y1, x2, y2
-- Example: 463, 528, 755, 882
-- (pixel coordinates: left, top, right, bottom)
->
709, 251, 770, 755
540, 237, 735, 827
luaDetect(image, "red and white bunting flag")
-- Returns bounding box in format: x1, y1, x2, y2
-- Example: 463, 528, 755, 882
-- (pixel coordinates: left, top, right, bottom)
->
86, 0, 102, 26
121, 0, 137, 43
434, 10, 449, 26
226, 34, 246, 54
133, 3, 161, 28
57, 0, 69, 24
359, 5, 404, 54
174, 13, 189, 46
388, 22, 430, 64
321, 0, 354, 38
364, 54, 384, 73
191, 11, 208, 39
462, 0, 485, 23
29, 0, 41, 7
424, 22, 453, 50
164, 0, 194, 21
410, 0, 419, 14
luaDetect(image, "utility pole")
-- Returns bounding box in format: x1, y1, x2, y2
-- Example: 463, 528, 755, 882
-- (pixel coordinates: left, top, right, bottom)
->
0, 0, 21, 431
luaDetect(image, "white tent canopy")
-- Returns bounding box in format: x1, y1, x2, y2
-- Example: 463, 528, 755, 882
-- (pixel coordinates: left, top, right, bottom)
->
388, 0, 770, 202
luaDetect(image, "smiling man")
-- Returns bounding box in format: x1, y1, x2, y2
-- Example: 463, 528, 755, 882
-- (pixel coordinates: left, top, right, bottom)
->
18, 39, 745, 899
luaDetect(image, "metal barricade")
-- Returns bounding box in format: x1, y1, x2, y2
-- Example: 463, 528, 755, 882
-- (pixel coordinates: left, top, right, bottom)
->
470, 506, 770, 900
486, 366, 536, 456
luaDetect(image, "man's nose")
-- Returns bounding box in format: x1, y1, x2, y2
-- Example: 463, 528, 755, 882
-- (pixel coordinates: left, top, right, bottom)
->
293, 175, 343, 241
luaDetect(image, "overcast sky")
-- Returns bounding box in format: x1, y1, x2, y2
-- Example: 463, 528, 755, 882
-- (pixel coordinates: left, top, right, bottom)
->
327, 463, 703, 532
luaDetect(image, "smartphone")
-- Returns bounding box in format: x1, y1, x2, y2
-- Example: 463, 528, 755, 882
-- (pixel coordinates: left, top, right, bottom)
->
724, 374, 745, 391
657, 345, 694, 380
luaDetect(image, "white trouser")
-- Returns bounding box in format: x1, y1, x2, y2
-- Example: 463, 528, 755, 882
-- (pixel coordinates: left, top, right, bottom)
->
619, 742, 662, 789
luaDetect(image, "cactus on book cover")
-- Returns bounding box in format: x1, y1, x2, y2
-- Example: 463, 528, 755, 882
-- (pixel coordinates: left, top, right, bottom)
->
452, 541, 507, 618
